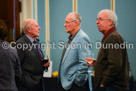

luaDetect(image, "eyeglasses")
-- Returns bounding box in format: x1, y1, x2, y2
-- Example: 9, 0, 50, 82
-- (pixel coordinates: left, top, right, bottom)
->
65, 20, 75, 24
96, 18, 110, 21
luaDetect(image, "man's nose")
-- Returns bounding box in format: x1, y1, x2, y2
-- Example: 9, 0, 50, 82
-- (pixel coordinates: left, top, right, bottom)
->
64, 23, 66, 27
96, 20, 99, 24
39, 26, 41, 30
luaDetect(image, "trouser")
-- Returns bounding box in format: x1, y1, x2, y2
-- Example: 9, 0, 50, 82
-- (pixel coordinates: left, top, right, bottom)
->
58, 80, 90, 91
18, 80, 43, 91
95, 86, 128, 91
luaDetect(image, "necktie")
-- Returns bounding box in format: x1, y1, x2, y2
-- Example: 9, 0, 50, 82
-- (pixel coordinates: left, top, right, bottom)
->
33, 39, 44, 59
33, 40, 48, 71
33, 40, 46, 90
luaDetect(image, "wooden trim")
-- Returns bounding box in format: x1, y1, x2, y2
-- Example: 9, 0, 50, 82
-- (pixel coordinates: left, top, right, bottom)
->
111, 0, 115, 12
73, 0, 78, 12
34, 0, 38, 22
45, 0, 50, 59
0, 0, 20, 41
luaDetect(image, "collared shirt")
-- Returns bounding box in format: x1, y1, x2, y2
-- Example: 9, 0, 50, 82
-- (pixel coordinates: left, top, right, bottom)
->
25, 34, 43, 59
25, 34, 34, 43
103, 26, 116, 40
61, 30, 80, 61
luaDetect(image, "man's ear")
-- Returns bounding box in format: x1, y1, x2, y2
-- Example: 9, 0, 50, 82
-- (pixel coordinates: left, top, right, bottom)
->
109, 19, 113, 26
26, 26, 31, 32
75, 20, 79, 26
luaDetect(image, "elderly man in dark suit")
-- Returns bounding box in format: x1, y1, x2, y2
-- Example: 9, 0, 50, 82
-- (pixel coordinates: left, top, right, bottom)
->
16, 19, 50, 91
86, 9, 129, 91
0, 19, 21, 91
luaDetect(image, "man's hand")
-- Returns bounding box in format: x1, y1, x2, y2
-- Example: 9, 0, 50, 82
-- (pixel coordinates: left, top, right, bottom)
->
43, 61, 50, 67
85, 58, 96, 66
100, 84, 104, 87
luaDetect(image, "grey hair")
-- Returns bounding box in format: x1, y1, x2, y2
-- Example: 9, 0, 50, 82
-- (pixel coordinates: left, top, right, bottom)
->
22, 19, 35, 33
69, 12, 82, 24
99, 9, 118, 25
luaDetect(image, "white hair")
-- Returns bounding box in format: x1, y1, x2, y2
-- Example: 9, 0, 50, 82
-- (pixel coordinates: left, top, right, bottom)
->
22, 19, 36, 33
98, 9, 118, 25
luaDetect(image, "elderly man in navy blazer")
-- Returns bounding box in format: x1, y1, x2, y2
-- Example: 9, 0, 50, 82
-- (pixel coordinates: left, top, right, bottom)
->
58, 12, 92, 91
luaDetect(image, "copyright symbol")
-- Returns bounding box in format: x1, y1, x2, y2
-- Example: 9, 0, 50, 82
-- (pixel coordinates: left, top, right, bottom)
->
2, 41, 9, 49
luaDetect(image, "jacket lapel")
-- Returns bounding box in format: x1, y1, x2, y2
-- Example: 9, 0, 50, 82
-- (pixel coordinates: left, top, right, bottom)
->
23, 36, 41, 60
61, 29, 82, 63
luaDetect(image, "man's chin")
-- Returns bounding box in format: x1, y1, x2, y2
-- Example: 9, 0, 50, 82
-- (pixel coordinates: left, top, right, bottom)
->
35, 35, 39, 38
66, 30, 69, 33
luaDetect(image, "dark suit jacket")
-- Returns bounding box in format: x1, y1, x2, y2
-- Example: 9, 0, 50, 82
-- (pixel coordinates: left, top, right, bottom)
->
95, 30, 129, 90
0, 41, 21, 91
16, 35, 44, 90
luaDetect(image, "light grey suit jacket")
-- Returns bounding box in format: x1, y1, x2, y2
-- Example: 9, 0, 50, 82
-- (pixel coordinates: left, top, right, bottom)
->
59, 29, 92, 90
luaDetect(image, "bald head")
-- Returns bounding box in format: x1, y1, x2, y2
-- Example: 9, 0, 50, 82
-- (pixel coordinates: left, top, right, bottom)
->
64, 12, 81, 35
66, 12, 82, 25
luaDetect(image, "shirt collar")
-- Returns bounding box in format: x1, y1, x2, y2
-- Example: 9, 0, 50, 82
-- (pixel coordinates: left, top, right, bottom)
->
103, 26, 116, 40
25, 34, 34, 43
68, 29, 80, 40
